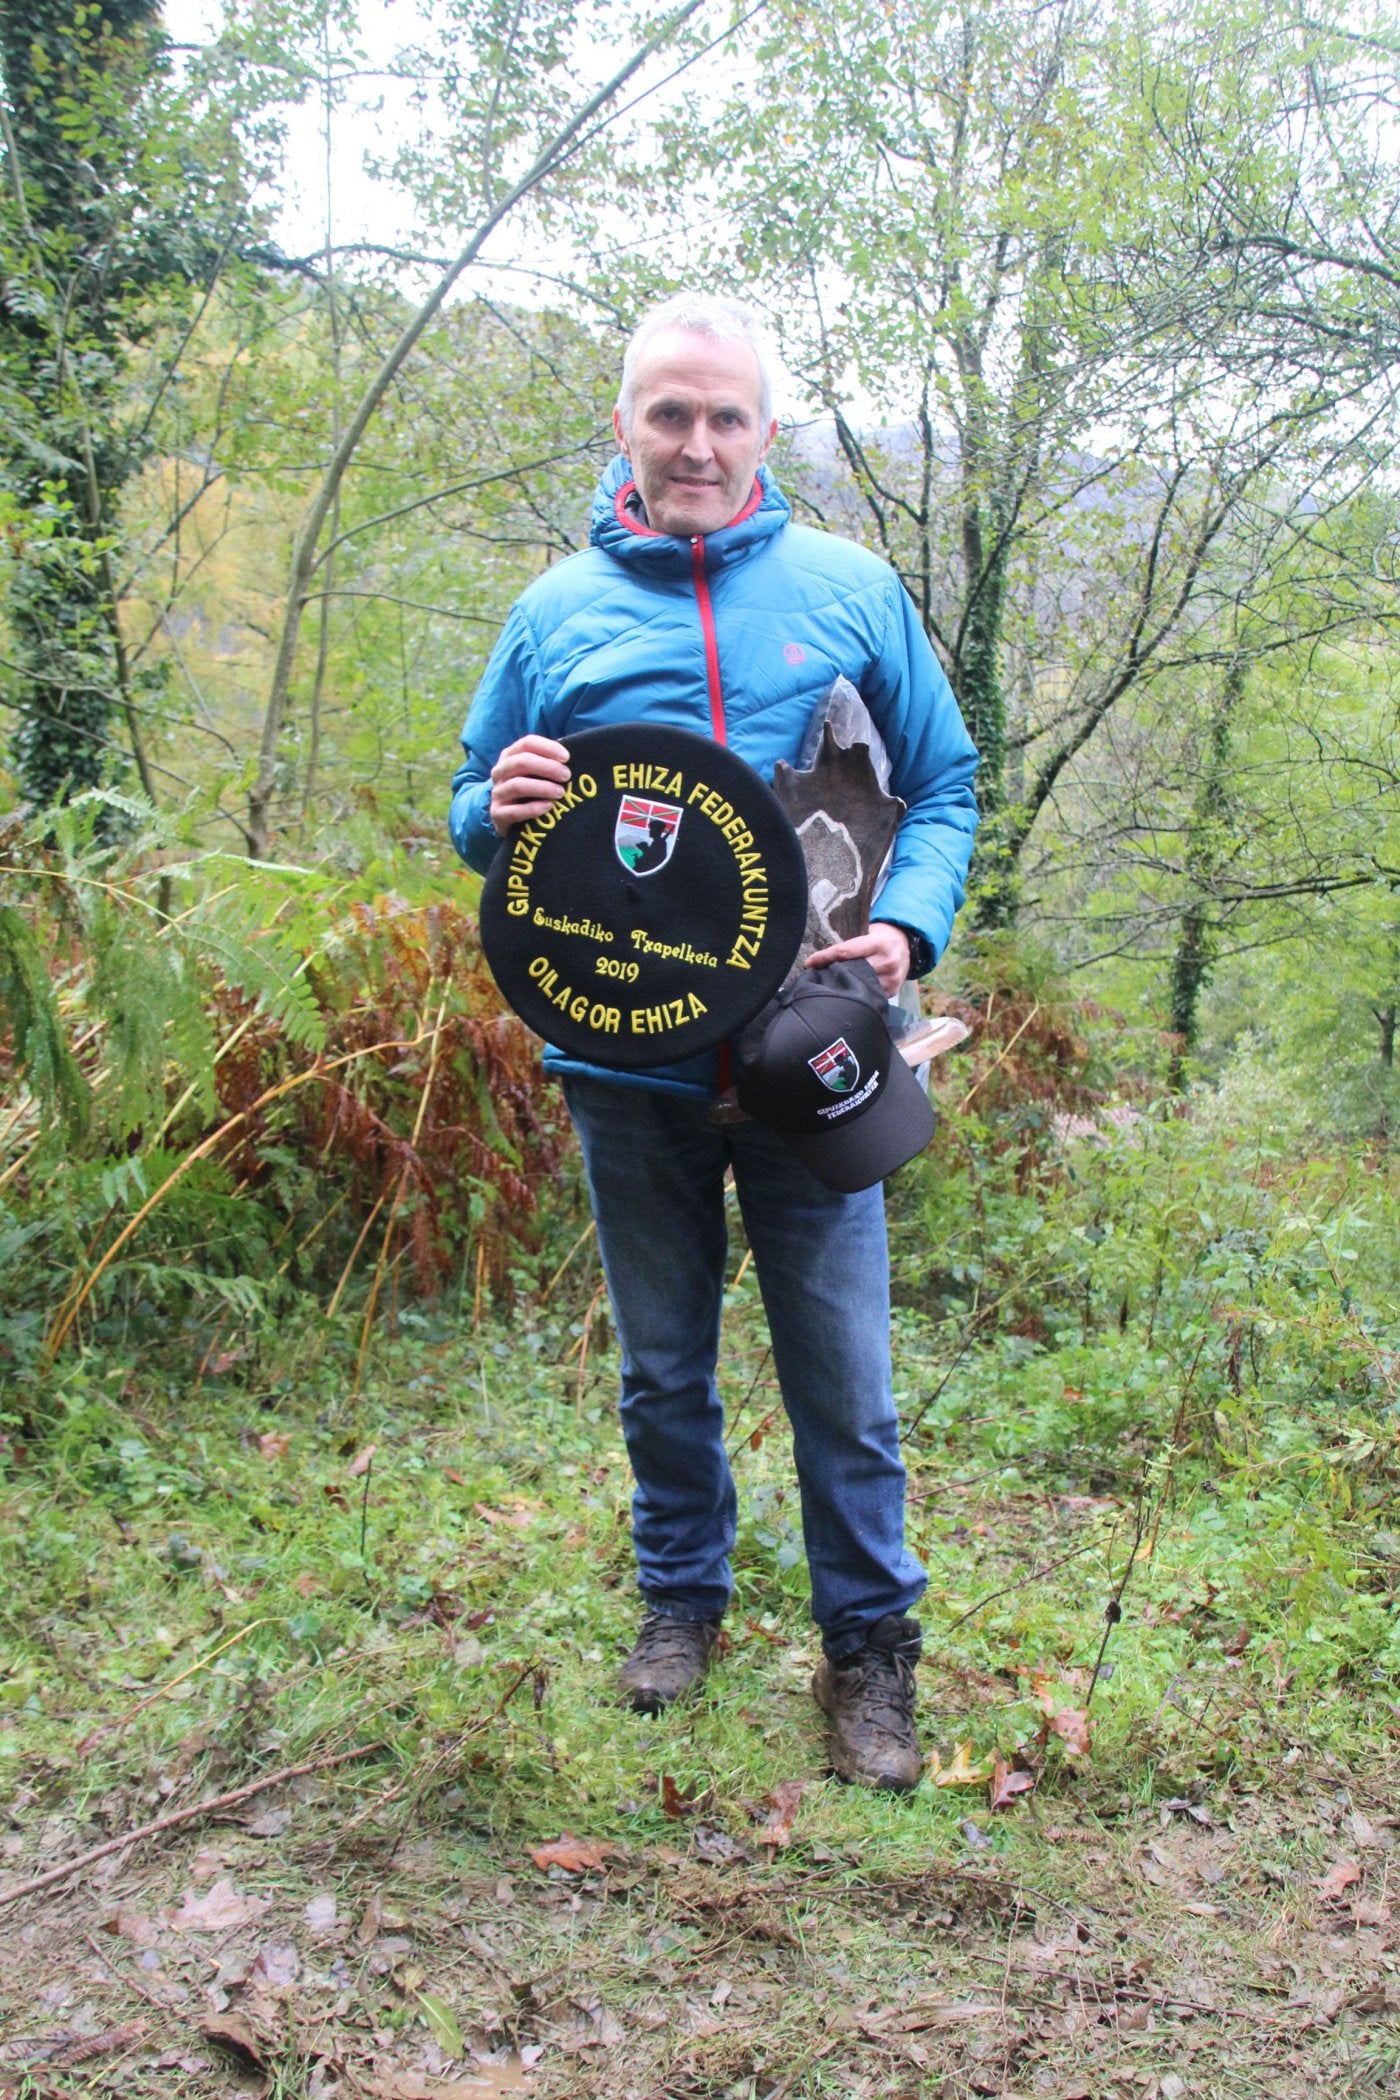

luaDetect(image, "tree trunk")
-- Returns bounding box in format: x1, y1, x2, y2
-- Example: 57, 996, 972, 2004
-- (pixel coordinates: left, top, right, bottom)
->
1167, 902, 1211, 1091
0, 0, 164, 813
1166, 658, 1245, 1090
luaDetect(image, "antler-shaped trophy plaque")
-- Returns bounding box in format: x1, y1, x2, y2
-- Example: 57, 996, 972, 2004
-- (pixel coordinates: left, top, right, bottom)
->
771, 677, 968, 1073
772, 713, 906, 976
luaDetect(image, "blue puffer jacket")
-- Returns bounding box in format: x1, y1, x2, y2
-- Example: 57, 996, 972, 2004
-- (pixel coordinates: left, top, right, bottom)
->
450, 456, 979, 1096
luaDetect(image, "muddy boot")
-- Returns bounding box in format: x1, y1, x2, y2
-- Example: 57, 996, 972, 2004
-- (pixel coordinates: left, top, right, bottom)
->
618, 1610, 722, 1714
812, 1613, 923, 1791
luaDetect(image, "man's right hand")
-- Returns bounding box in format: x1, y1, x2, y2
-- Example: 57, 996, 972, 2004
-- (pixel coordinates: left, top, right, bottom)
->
489, 734, 571, 834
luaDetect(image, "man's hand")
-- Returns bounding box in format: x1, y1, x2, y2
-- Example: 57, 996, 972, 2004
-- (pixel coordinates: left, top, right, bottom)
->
489, 734, 571, 834
805, 922, 911, 1000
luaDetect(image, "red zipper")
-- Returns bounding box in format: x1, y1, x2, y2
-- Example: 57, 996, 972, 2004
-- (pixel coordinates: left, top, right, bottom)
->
692, 533, 733, 1091
691, 535, 727, 746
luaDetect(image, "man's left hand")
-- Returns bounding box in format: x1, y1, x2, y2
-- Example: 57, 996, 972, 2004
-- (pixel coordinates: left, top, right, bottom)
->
805, 922, 911, 999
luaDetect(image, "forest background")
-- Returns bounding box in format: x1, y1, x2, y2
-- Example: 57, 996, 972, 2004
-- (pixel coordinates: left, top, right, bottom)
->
2, 0, 1400, 2095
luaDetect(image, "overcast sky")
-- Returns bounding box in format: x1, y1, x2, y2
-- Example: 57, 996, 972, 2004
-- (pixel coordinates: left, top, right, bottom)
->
162, 0, 815, 421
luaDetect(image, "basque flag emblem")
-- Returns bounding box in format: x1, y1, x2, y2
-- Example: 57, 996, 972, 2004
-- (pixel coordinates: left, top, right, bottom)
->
809, 1037, 860, 1094
615, 795, 682, 875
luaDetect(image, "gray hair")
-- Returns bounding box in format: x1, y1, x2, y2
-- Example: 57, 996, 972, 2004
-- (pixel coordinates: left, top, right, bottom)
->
617, 293, 775, 435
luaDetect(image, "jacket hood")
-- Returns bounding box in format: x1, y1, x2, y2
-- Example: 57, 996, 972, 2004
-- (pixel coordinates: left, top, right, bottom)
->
589, 453, 791, 574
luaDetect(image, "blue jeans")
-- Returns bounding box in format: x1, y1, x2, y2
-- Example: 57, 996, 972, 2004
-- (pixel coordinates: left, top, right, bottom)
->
562, 1075, 926, 1659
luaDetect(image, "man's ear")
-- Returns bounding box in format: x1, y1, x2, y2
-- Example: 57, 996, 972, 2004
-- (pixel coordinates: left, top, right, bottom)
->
612, 405, 628, 453
759, 416, 778, 461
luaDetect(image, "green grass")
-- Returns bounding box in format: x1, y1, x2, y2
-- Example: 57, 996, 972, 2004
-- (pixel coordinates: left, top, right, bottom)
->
3, 1113, 1400, 2097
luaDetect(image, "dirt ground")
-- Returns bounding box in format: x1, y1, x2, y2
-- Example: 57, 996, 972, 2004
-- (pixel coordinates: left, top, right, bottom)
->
4, 1723, 1399, 2099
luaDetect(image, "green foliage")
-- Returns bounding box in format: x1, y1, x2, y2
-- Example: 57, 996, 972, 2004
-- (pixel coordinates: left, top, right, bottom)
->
0, 895, 90, 1142
0, 793, 570, 1383
0, 790, 323, 1138
0, 0, 256, 806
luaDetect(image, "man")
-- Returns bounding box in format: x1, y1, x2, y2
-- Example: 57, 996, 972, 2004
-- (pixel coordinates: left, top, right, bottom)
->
450, 294, 977, 1790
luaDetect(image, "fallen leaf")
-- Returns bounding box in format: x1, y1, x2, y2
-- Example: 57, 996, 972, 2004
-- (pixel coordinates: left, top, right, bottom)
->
529, 1832, 617, 1874
416, 1989, 466, 2056
153, 2052, 209, 2076
444, 1467, 468, 1486
958, 1818, 994, 1850
1033, 1682, 1092, 1757
695, 1824, 748, 1864
348, 1442, 377, 1478
198, 2012, 267, 2072
304, 1890, 337, 1933
212, 1948, 254, 1991
473, 1499, 535, 1530
1044, 1706, 1091, 1757
258, 1431, 291, 1461
105, 1905, 158, 1946
367, 2077, 525, 2100
46, 2022, 149, 2067
169, 1876, 269, 1934
250, 1940, 300, 1990
1162, 1796, 1213, 1827
355, 1889, 384, 1946
1319, 1857, 1362, 1902
928, 1741, 990, 1787
989, 1758, 1036, 1812
758, 1779, 805, 1849
568, 1996, 625, 2048
246, 1804, 293, 1837
660, 1773, 700, 1818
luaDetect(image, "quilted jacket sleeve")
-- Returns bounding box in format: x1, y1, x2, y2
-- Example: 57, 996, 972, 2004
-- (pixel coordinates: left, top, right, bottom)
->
862, 575, 979, 966
448, 604, 543, 876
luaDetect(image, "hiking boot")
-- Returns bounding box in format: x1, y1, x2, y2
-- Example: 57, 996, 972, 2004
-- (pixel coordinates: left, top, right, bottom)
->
812, 1614, 923, 1791
618, 1610, 721, 1714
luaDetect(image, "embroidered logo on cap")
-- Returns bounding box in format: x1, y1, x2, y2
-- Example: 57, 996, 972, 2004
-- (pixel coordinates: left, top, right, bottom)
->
809, 1037, 859, 1093
614, 796, 682, 875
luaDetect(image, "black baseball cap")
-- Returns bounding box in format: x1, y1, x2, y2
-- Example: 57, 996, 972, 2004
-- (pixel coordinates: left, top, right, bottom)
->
734, 961, 936, 1193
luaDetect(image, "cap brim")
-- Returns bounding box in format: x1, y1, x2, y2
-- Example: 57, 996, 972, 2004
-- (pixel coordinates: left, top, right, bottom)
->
781, 1056, 937, 1193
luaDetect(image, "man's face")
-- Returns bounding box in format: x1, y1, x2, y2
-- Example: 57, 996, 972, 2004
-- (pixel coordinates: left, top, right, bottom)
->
615, 329, 777, 539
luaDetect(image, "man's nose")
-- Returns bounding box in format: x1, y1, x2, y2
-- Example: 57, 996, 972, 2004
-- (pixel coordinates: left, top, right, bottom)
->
680, 418, 715, 462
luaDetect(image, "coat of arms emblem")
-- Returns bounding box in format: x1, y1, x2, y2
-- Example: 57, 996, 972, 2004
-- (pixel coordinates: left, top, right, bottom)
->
809, 1038, 859, 1093
615, 795, 682, 875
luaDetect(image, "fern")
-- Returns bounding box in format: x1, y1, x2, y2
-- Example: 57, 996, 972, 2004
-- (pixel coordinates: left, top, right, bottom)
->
0, 902, 91, 1142
89, 908, 216, 1140
180, 884, 325, 1054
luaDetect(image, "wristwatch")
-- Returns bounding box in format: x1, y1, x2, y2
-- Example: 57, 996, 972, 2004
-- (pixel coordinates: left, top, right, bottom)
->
892, 925, 934, 980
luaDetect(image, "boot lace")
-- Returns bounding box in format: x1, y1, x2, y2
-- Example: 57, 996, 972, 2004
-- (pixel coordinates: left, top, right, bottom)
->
841, 1643, 917, 1744
633, 1612, 715, 1665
